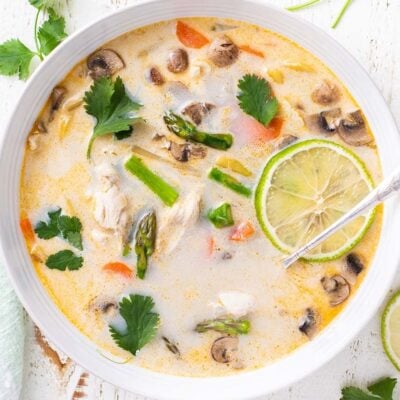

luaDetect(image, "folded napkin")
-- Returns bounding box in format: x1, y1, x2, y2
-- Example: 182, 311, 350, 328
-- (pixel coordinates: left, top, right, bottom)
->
0, 265, 24, 400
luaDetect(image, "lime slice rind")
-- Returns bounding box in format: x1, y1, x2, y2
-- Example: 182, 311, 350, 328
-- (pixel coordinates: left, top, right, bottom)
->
382, 291, 400, 371
255, 139, 375, 262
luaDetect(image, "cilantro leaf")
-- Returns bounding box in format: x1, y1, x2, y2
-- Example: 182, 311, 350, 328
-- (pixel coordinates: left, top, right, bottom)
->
29, 0, 55, 9
37, 8, 67, 56
109, 294, 160, 355
237, 74, 278, 126
368, 378, 397, 400
34, 208, 83, 250
114, 126, 134, 140
341, 387, 381, 400
46, 250, 83, 271
83, 76, 142, 158
0, 39, 35, 79
57, 215, 83, 250
34, 209, 62, 239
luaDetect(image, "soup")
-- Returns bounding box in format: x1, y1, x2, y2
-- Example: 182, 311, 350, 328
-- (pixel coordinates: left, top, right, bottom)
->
20, 18, 382, 377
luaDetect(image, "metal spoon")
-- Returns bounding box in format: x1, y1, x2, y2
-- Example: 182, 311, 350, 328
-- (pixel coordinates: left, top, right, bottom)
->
282, 166, 400, 269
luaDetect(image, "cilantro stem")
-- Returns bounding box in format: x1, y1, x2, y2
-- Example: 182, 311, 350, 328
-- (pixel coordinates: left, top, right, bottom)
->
331, 0, 354, 28
33, 8, 44, 60
286, 0, 321, 11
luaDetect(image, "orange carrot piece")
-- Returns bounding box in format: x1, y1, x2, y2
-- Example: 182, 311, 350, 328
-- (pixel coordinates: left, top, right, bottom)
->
240, 45, 264, 58
207, 236, 215, 257
20, 217, 35, 242
176, 21, 209, 49
262, 117, 284, 141
103, 262, 133, 279
230, 221, 255, 241
234, 115, 284, 143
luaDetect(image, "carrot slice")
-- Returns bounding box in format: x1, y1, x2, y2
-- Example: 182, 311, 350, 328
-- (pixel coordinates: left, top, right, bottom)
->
240, 45, 264, 58
207, 236, 215, 257
262, 117, 284, 140
20, 217, 35, 242
176, 21, 209, 48
233, 115, 284, 143
103, 262, 133, 279
230, 221, 255, 241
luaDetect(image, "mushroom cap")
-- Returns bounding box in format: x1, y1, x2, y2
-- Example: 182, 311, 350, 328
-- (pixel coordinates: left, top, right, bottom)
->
211, 336, 239, 363
338, 110, 371, 146
321, 275, 350, 306
208, 35, 239, 67
50, 86, 67, 111
182, 102, 215, 125
87, 49, 125, 80
311, 80, 341, 105
298, 308, 318, 338
167, 48, 189, 73
148, 67, 165, 86
305, 108, 342, 135
345, 253, 364, 276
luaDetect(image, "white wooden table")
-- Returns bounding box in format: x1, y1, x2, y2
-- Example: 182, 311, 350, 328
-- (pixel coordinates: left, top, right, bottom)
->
1, 0, 400, 399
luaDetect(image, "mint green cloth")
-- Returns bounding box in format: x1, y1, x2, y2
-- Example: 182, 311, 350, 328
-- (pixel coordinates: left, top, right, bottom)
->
0, 265, 24, 400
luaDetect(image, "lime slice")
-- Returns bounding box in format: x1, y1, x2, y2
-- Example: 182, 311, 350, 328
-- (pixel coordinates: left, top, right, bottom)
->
382, 291, 400, 371
255, 139, 375, 261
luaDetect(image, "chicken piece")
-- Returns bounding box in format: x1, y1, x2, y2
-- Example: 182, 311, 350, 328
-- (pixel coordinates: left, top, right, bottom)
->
157, 188, 202, 255
210, 291, 256, 319
92, 163, 130, 240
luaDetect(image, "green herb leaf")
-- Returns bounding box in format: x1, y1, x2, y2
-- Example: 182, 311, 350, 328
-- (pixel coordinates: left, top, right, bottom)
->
114, 126, 134, 141
195, 318, 250, 335
368, 378, 397, 400
35, 209, 62, 239
84, 76, 142, 158
237, 74, 278, 126
341, 377, 397, 400
34, 208, 83, 250
45, 249, 83, 271
0, 39, 36, 79
208, 167, 252, 197
109, 294, 160, 355
208, 203, 234, 228
57, 215, 83, 250
163, 112, 233, 150
125, 155, 179, 207
29, 0, 55, 9
37, 8, 67, 56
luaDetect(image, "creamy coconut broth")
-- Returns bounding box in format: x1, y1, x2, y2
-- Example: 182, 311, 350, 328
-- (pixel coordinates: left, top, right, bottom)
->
20, 18, 382, 376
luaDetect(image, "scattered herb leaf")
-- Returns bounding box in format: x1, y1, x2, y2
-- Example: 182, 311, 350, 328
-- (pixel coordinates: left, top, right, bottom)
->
208, 203, 235, 228
109, 294, 160, 355
29, 0, 55, 9
341, 377, 397, 400
34, 209, 62, 239
237, 74, 278, 126
84, 76, 142, 157
45, 249, 83, 271
37, 8, 67, 56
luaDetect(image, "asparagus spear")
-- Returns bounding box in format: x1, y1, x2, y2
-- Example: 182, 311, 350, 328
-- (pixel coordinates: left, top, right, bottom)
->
208, 167, 252, 197
135, 210, 157, 279
163, 112, 233, 150
195, 318, 250, 335
125, 155, 179, 206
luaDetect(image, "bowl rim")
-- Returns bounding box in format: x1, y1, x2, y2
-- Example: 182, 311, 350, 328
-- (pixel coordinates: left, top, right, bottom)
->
1, 0, 400, 399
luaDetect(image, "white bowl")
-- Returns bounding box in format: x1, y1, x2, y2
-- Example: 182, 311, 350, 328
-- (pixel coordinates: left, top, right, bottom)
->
1, 1, 399, 399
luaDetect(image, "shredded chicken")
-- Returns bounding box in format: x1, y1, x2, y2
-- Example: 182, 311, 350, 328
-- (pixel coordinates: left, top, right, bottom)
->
92, 163, 130, 241
210, 291, 256, 319
157, 187, 202, 255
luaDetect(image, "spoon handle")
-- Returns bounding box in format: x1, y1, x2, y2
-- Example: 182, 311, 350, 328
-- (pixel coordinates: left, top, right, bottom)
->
282, 166, 400, 269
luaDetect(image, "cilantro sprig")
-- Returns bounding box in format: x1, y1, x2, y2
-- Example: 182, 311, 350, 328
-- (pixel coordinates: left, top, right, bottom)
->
109, 294, 160, 355
341, 377, 397, 400
35, 208, 83, 250
237, 74, 278, 126
0, 1, 67, 79
83, 76, 143, 158
46, 249, 83, 271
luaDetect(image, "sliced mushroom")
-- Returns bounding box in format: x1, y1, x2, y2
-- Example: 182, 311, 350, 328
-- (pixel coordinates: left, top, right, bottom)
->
321, 275, 350, 306
305, 108, 342, 135
168, 141, 207, 162
90, 299, 118, 318
275, 134, 298, 150
211, 336, 239, 363
147, 67, 165, 86
162, 336, 181, 357
222, 251, 233, 260
311, 80, 341, 105
51, 86, 67, 111
36, 120, 47, 133
345, 253, 364, 276
182, 102, 215, 125
298, 308, 318, 338
167, 49, 189, 73
338, 110, 371, 146
208, 35, 239, 67
87, 49, 125, 80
